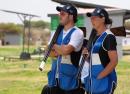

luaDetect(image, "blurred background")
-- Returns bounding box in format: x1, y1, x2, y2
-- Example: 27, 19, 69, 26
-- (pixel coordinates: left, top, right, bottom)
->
0, 0, 130, 94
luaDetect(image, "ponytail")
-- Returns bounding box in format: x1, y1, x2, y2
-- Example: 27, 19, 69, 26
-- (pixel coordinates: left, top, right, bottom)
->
105, 18, 112, 28
105, 18, 112, 25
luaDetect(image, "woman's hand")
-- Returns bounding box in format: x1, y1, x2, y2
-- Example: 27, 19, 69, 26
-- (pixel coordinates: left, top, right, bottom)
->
97, 50, 118, 79
82, 48, 89, 60
82, 48, 89, 55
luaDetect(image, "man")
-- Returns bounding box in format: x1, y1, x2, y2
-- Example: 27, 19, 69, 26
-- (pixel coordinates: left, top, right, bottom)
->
82, 7, 118, 94
48, 4, 84, 94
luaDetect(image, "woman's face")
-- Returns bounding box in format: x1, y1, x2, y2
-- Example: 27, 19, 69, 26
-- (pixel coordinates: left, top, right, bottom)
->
90, 16, 105, 30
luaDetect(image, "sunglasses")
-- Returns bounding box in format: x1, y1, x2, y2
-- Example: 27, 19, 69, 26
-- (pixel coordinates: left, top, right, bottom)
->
91, 16, 104, 20
59, 11, 69, 16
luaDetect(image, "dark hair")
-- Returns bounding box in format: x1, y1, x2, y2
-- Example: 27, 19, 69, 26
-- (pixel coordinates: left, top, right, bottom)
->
105, 18, 112, 25
65, 3, 77, 23
73, 14, 77, 23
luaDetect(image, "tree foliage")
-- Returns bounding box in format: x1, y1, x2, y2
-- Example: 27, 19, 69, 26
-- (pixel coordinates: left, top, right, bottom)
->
24, 20, 50, 29
0, 23, 22, 33
0, 20, 50, 34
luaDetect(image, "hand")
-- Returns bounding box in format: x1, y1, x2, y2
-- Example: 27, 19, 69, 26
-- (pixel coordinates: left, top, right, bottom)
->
82, 48, 89, 55
48, 44, 59, 57
53, 44, 62, 55
97, 75, 102, 79
97, 72, 104, 79
53, 44, 59, 55
53, 44, 58, 49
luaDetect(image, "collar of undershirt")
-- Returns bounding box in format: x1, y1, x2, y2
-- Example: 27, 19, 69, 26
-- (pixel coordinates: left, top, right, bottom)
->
62, 26, 76, 38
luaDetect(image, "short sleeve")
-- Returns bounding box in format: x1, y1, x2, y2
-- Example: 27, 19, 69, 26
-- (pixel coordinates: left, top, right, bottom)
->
68, 29, 84, 51
103, 34, 117, 51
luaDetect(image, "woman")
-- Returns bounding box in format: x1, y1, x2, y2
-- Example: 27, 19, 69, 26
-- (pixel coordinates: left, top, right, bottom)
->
81, 7, 118, 94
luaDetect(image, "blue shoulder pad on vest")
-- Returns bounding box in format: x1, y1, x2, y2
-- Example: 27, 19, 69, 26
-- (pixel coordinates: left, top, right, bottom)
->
62, 28, 76, 44
92, 32, 107, 53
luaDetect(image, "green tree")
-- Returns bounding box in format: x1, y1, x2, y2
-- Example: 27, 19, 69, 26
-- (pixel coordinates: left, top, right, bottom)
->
0, 23, 22, 33
24, 20, 50, 29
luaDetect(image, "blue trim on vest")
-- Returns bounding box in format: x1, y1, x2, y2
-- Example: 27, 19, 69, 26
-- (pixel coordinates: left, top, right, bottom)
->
59, 63, 79, 90
48, 29, 64, 87
92, 32, 107, 53
48, 27, 79, 90
63, 28, 76, 44
84, 31, 117, 93
58, 28, 80, 90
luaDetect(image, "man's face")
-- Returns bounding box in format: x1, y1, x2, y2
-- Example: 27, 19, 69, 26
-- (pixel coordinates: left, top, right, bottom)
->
90, 16, 104, 29
59, 11, 72, 25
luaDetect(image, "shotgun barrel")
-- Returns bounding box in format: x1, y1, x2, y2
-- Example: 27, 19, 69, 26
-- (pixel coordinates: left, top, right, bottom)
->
39, 25, 64, 71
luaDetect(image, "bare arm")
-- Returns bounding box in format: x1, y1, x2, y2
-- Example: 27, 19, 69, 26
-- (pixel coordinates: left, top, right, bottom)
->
53, 44, 75, 55
97, 50, 118, 79
53, 29, 84, 56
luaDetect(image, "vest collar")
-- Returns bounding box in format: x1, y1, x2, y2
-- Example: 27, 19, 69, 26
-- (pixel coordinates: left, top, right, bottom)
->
92, 31, 107, 53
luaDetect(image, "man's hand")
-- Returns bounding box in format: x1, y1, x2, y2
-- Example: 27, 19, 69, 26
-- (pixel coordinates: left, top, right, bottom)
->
49, 49, 58, 57
44, 45, 58, 57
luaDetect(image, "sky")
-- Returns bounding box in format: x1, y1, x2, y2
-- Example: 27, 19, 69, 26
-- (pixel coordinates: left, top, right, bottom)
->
0, 0, 129, 24
0, 0, 60, 23
77, 0, 130, 10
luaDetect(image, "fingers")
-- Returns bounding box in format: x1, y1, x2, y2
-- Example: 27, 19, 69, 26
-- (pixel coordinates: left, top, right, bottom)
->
82, 48, 88, 55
